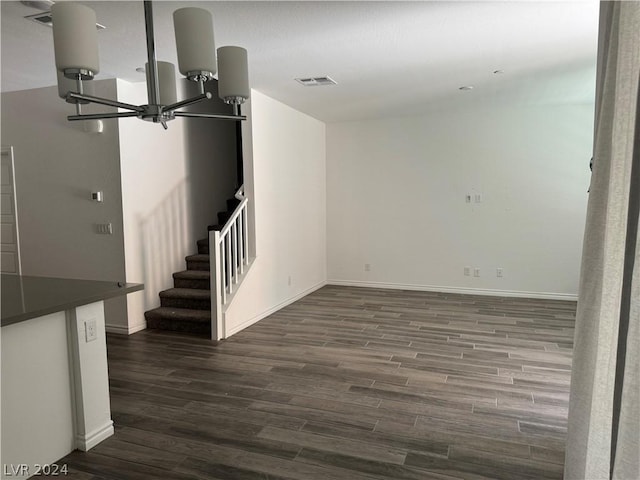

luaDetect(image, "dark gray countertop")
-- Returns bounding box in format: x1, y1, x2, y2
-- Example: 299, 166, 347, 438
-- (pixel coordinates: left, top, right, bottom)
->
1, 274, 144, 327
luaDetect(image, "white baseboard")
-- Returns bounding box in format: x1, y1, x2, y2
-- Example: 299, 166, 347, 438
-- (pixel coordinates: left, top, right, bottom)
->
127, 322, 147, 334
327, 279, 578, 302
225, 280, 327, 338
76, 421, 114, 451
105, 324, 128, 334
105, 322, 146, 335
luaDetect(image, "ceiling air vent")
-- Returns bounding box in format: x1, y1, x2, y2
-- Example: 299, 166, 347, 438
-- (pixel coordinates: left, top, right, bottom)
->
295, 76, 337, 87
24, 11, 106, 30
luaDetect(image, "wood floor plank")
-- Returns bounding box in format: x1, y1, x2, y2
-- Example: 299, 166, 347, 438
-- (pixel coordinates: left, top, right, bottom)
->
88, 437, 187, 472
257, 425, 408, 464
448, 446, 564, 479
54, 285, 575, 479
114, 423, 353, 480
296, 448, 470, 480
302, 420, 451, 457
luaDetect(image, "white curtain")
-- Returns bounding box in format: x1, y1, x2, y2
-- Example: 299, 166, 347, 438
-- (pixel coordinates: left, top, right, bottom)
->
564, 2, 639, 480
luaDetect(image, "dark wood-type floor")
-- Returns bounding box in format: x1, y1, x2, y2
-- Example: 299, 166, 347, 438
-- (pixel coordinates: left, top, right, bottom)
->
58, 285, 576, 480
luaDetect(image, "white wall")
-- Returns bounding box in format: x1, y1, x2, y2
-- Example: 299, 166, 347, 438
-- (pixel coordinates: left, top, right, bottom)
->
181, 79, 241, 238
116, 80, 190, 333
327, 104, 594, 299
1, 81, 128, 324
224, 90, 327, 335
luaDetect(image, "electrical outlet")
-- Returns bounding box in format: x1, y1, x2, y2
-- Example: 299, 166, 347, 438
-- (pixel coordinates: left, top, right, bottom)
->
464, 266, 471, 276
364, 263, 371, 272
85, 319, 97, 343
496, 268, 503, 278
473, 268, 481, 277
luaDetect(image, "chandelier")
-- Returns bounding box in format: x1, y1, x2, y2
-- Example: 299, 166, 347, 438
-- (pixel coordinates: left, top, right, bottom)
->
52, 1, 249, 129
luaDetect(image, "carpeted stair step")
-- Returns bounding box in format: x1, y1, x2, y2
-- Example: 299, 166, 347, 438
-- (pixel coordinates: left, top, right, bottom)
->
159, 288, 211, 310
173, 270, 210, 289
227, 198, 241, 211
186, 254, 210, 271
144, 307, 210, 335
217, 210, 232, 225
197, 238, 209, 255
207, 224, 223, 231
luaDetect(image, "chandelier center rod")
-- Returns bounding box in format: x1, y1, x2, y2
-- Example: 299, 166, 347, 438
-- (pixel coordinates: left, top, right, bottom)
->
143, 1, 160, 107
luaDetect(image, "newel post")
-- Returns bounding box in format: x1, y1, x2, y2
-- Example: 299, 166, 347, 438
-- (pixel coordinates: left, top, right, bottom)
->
209, 229, 224, 340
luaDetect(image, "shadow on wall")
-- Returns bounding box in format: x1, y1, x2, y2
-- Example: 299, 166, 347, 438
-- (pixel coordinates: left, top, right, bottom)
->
130, 80, 239, 314
182, 79, 238, 242
139, 181, 191, 309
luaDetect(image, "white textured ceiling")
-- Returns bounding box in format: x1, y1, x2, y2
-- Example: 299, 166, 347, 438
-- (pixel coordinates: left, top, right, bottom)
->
1, 1, 600, 123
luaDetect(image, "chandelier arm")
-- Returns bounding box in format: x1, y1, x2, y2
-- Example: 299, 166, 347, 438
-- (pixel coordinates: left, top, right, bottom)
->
163, 93, 213, 113
67, 112, 141, 121
67, 92, 144, 112
174, 112, 247, 121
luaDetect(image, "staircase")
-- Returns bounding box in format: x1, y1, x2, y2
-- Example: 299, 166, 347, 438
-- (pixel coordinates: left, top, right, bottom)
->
144, 195, 242, 337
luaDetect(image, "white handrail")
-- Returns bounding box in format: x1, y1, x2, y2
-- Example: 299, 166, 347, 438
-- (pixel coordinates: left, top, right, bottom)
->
209, 185, 250, 340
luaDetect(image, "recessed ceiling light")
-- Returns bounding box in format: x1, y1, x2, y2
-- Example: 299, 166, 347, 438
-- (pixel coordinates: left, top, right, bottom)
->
459, 86, 474, 91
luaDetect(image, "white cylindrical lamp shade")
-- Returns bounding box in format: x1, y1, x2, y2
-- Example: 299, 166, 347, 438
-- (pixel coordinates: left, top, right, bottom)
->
173, 8, 216, 76
217, 46, 249, 103
146, 61, 177, 105
57, 71, 94, 103
51, 3, 99, 76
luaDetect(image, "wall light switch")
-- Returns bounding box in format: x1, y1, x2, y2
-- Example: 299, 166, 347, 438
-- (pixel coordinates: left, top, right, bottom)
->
465, 194, 472, 203
364, 263, 371, 272
96, 223, 113, 235
474, 268, 481, 277
474, 194, 482, 203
